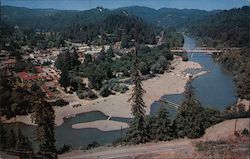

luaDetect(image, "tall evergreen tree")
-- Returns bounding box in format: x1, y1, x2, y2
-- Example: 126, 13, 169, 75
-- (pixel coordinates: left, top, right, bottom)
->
16, 128, 32, 152
32, 92, 56, 158
59, 65, 70, 89
125, 47, 148, 144
145, 116, 158, 140
7, 129, 17, 150
70, 48, 80, 70
0, 121, 7, 150
84, 54, 92, 65
155, 107, 172, 141
174, 83, 206, 139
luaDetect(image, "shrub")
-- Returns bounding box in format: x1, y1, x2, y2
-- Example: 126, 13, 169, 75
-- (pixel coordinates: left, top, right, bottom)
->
118, 84, 129, 93
241, 128, 249, 136
86, 141, 100, 150
77, 90, 97, 100
99, 85, 111, 97
57, 144, 72, 154
182, 53, 189, 61
107, 78, 118, 88
113, 84, 129, 93
150, 63, 164, 74
51, 99, 69, 107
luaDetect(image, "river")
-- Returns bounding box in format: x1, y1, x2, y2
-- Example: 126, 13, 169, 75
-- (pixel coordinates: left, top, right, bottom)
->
150, 35, 237, 117
3, 36, 238, 149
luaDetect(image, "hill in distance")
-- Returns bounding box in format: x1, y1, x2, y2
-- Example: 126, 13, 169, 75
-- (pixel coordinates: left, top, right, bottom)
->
2, 5, 220, 31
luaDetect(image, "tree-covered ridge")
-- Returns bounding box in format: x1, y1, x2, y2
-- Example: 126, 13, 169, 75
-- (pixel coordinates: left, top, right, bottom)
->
2, 6, 157, 46
188, 6, 250, 47
118, 6, 218, 28
2, 5, 219, 32
62, 13, 156, 45
2, 6, 111, 32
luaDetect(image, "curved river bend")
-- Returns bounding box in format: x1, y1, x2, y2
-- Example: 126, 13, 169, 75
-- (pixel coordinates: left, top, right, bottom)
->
151, 35, 237, 117
4, 36, 237, 149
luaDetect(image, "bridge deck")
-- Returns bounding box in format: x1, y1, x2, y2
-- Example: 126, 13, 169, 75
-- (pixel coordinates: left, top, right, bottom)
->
159, 99, 180, 109
170, 47, 239, 54
170, 50, 222, 53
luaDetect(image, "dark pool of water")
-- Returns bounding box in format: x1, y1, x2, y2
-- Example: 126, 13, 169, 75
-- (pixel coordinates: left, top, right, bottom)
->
4, 111, 129, 149
150, 94, 184, 119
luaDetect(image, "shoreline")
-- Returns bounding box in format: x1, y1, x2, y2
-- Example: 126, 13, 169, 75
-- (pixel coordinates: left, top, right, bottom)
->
1, 57, 205, 129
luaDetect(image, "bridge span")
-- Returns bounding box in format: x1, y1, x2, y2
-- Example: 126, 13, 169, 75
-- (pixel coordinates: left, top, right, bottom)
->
170, 47, 239, 54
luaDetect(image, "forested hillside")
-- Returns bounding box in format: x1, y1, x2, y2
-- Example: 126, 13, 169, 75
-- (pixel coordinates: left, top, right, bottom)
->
61, 14, 156, 45
2, 6, 111, 32
217, 48, 250, 100
2, 6, 157, 46
2, 5, 218, 31
188, 6, 249, 47
119, 6, 217, 28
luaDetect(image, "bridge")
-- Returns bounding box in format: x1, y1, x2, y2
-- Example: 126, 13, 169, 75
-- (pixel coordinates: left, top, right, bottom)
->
159, 99, 180, 109
170, 47, 239, 54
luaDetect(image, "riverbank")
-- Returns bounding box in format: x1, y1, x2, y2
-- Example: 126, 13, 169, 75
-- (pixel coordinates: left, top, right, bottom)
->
2, 56, 204, 130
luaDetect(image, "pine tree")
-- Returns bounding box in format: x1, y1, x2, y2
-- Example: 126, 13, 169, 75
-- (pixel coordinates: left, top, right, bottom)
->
70, 48, 80, 70
155, 107, 172, 141
125, 47, 148, 144
145, 116, 158, 141
174, 83, 206, 139
84, 54, 92, 65
7, 129, 17, 150
57, 49, 73, 90
59, 64, 70, 89
16, 128, 32, 152
0, 121, 7, 150
31, 92, 56, 157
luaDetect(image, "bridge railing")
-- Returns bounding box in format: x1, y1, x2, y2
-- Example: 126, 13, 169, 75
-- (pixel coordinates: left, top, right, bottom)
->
171, 47, 240, 51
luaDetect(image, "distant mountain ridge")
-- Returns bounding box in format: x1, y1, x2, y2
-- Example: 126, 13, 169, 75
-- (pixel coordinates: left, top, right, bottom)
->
117, 6, 219, 28
2, 5, 220, 31
2, 6, 112, 31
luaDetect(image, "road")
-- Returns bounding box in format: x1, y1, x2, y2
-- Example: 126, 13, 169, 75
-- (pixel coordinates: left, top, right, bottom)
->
59, 139, 194, 159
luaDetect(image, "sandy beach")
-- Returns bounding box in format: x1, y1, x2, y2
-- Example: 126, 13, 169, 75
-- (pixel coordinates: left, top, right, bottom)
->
2, 57, 204, 130
72, 120, 129, 131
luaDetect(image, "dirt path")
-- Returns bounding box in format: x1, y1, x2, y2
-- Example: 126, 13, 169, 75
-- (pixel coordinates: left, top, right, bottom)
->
60, 139, 194, 159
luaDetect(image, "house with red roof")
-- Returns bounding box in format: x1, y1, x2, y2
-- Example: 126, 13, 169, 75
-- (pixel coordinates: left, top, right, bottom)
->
41, 85, 54, 99
17, 71, 41, 83
34, 66, 44, 74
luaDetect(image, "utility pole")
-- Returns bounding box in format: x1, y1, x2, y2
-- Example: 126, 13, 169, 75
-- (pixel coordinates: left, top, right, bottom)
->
15, 115, 18, 150
233, 105, 238, 135
120, 126, 123, 147
0, 0, 2, 23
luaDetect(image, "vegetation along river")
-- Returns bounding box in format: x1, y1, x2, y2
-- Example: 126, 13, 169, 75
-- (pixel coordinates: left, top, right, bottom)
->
4, 36, 238, 149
